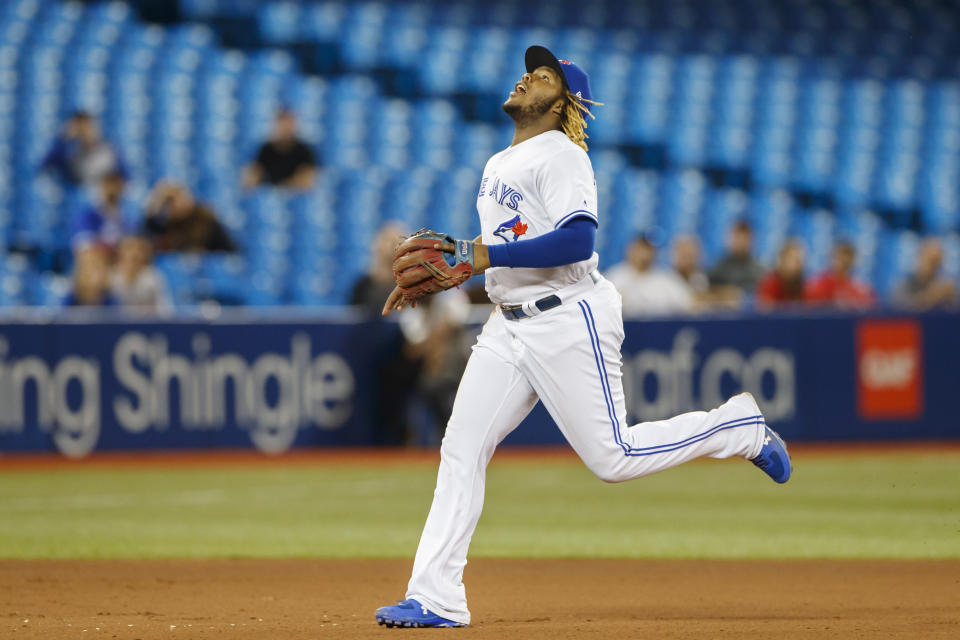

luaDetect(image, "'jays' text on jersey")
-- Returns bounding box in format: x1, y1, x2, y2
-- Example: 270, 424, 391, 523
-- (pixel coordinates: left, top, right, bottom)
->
477, 130, 599, 305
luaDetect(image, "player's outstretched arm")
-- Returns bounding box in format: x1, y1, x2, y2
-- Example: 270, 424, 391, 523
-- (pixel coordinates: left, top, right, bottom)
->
437, 219, 594, 272
483, 217, 596, 269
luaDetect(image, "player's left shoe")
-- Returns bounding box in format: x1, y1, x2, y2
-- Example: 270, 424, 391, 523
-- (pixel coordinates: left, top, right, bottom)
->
375, 599, 467, 628
750, 424, 792, 483
734, 392, 792, 484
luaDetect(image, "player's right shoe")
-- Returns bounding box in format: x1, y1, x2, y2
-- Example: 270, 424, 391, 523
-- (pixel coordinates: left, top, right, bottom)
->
375, 599, 467, 628
750, 424, 793, 483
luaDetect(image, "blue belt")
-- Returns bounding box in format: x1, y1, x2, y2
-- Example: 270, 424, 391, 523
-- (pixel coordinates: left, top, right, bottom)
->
499, 270, 601, 321
500, 295, 562, 320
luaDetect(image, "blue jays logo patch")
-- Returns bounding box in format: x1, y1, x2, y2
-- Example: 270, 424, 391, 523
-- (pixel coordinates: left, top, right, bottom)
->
493, 215, 528, 242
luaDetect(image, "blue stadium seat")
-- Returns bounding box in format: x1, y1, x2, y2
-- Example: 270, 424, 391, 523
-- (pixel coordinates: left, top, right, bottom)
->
791, 208, 836, 275
595, 168, 648, 266
154, 253, 202, 307
699, 188, 748, 266
300, 2, 347, 42
2, 0, 959, 308
33, 271, 70, 306
244, 269, 286, 306
192, 253, 247, 303
873, 229, 920, 298
0, 273, 27, 306
290, 268, 338, 305
748, 189, 794, 265
918, 157, 960, 233
257, 2, 301, 45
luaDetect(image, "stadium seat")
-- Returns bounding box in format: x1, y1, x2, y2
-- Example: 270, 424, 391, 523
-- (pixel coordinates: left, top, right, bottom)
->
2, 0, 959, 307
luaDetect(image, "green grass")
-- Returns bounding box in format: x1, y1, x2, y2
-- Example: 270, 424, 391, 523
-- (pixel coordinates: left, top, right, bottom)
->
0, 454, 958, 559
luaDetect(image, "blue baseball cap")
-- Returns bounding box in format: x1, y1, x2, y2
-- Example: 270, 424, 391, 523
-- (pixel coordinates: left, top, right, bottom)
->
525, 45, 593, 111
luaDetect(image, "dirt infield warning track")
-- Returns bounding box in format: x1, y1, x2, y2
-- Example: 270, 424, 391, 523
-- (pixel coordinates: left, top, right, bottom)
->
1, 559, 958, 639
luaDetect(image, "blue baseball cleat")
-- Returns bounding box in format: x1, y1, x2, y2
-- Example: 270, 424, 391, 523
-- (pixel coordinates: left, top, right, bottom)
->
375, 599, 467, 628
751, 424, 793, 483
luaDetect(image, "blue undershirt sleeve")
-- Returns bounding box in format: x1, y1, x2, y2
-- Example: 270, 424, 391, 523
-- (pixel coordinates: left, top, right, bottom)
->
486, 216, 596, 268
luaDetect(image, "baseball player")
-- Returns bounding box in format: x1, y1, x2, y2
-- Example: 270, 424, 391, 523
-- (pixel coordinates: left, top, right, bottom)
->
375, 46, 792, 629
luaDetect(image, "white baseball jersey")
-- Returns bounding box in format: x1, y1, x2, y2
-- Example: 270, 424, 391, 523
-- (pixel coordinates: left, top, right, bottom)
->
477, 130, 599, 305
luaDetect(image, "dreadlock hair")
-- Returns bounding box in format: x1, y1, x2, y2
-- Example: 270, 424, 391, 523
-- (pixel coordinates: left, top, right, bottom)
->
560, 89, 602, 152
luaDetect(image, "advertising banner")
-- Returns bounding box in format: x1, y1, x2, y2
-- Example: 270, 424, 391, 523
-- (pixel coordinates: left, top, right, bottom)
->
504, 312, 959, 445
0, 316, 399, 457
0, 311, 956, 457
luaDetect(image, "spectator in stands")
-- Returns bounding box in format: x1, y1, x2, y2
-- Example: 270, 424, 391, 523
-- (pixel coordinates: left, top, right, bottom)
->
605, 235, 694, 316
672, 235, 710, 296
110, 236, 173, 313
64, 247, 117, 307
673, 234, 739, 311
354, 223, 419, 445
41, 111, 126, 188
756, 240, 806, 308
399, 289, 473, 444
70, 170, 136, 255
709, 220, 766, 296
351, 223, 406, 315
892, 238, 959, 310
143, 180, 235, 253
242, 109, 317, 190
805, 241, 875, 309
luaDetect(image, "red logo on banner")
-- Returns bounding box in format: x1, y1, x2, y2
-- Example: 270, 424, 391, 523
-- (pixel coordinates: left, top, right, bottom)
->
856, 320, 923, 419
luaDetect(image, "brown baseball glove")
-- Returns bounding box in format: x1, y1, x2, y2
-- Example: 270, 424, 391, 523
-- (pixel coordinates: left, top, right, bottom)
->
391, 228, 475, 304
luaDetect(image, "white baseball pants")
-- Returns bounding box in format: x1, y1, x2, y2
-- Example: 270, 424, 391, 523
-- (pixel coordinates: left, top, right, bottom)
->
405, 278, 765, 625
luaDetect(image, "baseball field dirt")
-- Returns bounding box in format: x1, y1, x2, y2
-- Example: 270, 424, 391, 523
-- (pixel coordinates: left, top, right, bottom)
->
2, 558, 958, 639
2, 445, 958, 638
